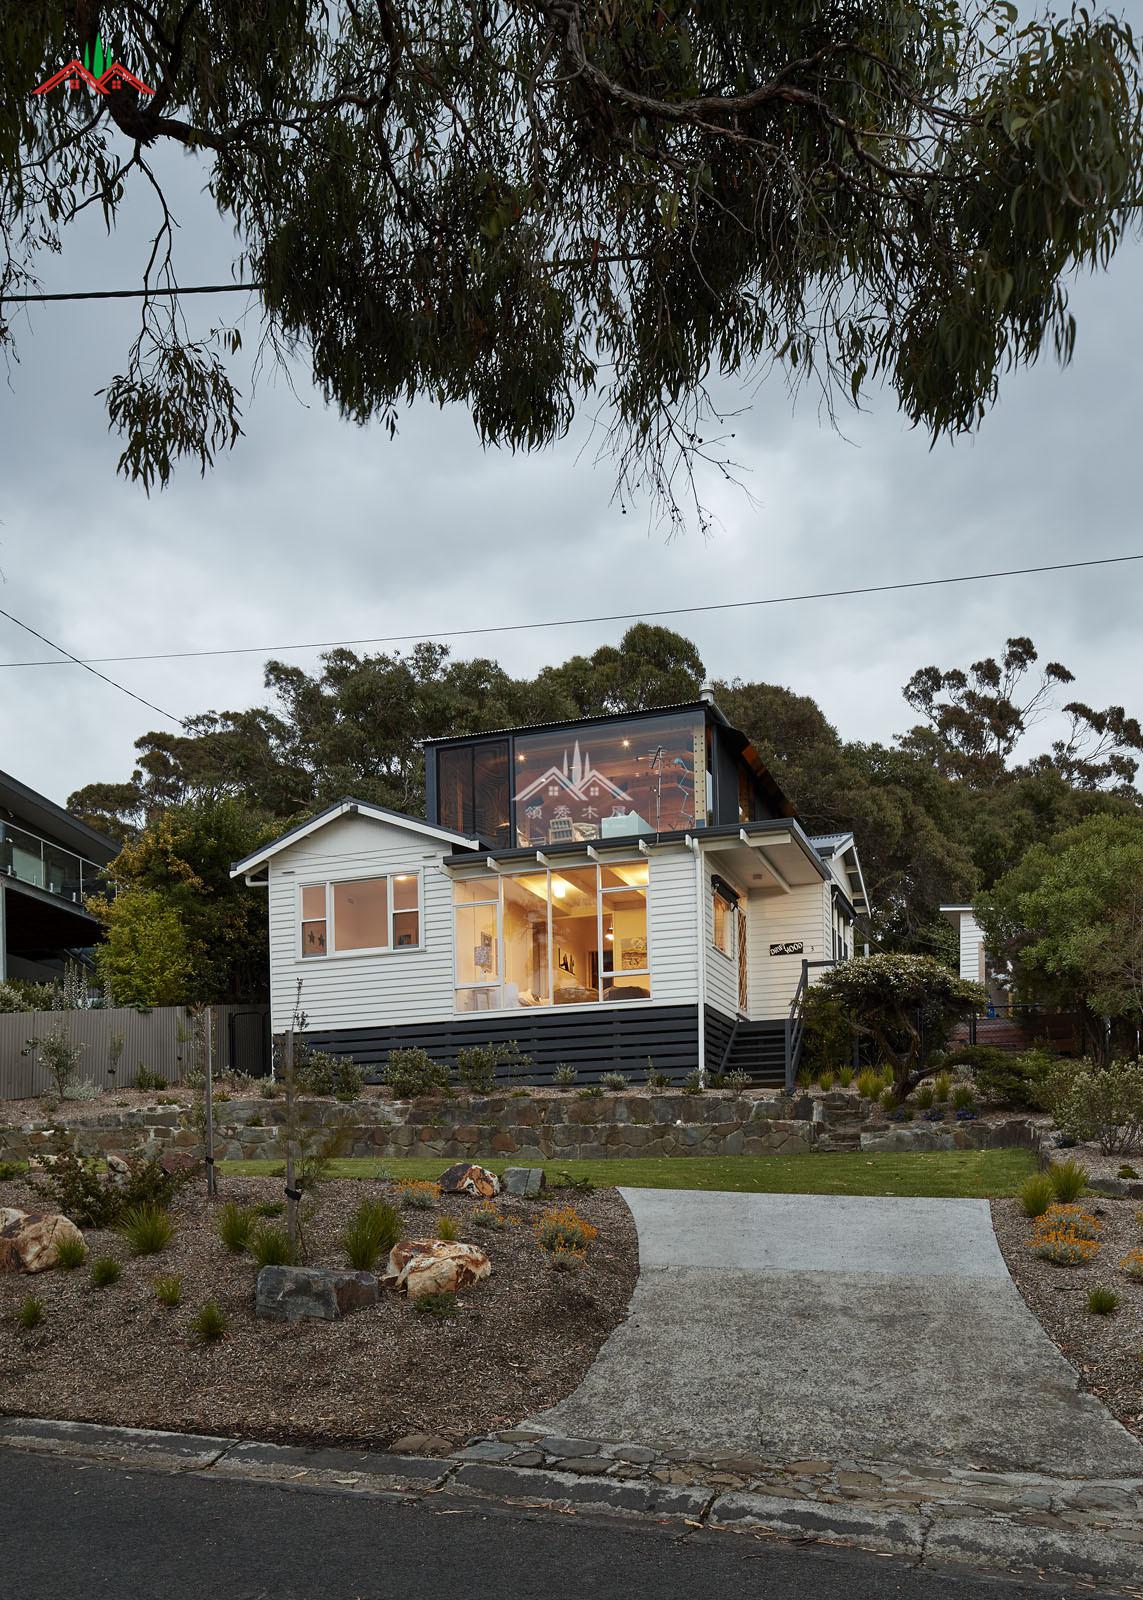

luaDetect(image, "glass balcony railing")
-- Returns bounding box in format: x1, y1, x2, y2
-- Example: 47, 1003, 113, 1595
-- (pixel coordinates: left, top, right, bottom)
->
0, 821, 111, 906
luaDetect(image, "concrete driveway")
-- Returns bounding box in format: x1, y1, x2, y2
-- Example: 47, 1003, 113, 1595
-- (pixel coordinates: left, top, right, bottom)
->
534, 1191, 1143, 1475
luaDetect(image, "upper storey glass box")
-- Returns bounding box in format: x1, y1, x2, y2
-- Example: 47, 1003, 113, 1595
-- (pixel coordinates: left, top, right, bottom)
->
424, 702, 791, 849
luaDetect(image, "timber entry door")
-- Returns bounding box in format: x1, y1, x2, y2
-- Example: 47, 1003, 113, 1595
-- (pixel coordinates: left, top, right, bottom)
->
737, 906, 748, 1012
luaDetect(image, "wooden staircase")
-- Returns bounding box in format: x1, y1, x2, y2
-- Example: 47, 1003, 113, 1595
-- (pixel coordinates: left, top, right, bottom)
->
720, 1020, 787, 1087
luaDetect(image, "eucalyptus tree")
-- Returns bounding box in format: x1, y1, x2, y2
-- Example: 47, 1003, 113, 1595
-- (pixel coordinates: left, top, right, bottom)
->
2, 1, 1140, 520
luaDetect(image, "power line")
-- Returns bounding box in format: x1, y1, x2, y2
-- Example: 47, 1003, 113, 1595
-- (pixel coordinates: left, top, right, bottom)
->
0, 283, 262, 303
0, 606, 181, 724
0, 552, 1139, 671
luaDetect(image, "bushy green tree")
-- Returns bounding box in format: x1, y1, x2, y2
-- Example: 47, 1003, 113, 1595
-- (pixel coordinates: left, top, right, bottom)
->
975, 814, 1143, 1060
811, 954, 985, 1096
3, 3, 1141, 524
89, 798, 273, 1004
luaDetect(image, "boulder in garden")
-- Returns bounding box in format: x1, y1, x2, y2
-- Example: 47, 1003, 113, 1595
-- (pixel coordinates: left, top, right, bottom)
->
439, 1163, 500, 1198
501, 1166, 545, 1197
0, 1208, 84, 1273
256, 1264, 379, 1322
383, 1239, 491, 1300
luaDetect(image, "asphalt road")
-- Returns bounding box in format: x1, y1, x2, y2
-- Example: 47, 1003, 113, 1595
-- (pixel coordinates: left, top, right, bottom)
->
2, 1448, 1128, 1600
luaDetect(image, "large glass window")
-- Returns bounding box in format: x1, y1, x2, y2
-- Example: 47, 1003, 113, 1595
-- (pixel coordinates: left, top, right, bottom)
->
434, 742, 511, 845
453, 861, 649, 1010
300, 872, 420, 957
513, 713, 705, 845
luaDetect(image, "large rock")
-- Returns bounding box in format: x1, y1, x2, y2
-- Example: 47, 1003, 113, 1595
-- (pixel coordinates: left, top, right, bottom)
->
383, 1239, 491, 1300
501, 1166, 545, 1197
255, 1265, 379, 1322
0, 1208, 84, 1273
439, 1163, 500, 1198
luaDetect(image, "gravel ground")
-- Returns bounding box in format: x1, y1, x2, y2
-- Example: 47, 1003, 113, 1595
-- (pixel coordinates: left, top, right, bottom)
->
991, 1195, 1143, 1441
0, 1173, 637, 1448
1045, 1141, 1143, 1184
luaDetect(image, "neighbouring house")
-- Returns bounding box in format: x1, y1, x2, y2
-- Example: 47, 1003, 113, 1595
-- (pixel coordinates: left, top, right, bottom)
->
939, 903, 1079, 1055
0, 769, 118, 983
233, 695, 869, 1086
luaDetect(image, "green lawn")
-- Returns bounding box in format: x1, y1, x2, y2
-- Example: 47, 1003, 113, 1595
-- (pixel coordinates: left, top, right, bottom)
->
219, 1147, 1036, 1198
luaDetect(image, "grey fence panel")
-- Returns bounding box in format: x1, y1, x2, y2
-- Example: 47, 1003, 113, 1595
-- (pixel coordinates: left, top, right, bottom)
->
0, 1005, 270, 1099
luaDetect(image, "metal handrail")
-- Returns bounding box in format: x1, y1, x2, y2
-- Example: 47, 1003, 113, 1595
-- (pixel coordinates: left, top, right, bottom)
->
784, 958, 842, 1090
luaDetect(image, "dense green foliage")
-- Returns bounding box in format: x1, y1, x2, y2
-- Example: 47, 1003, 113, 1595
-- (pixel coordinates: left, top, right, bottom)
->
1045, 1059, 1143, 1155
976, 814, 1143, 1052
811, 953, 985, 1094
2, 3, 1141, 521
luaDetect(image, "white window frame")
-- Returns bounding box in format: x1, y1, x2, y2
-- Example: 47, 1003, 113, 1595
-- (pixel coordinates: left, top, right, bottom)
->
297, 869, 423, 960
711, 885, 735, 960
452, 862, 651, 1013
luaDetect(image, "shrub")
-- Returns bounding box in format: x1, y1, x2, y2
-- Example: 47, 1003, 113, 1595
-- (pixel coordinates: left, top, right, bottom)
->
119, 1203, 175, 1256
646, 1068, 671, 1090
259, 1077, 282, 1099
1049, 1159, 1088, 1204
340, 1198, 401, 1271
856, 1069, 881, 1100
915, 1084, 935, 1110
1118, 1164, 1139, 1179
553, 1063, 577, 1087
154, 1274, 183, 1307
1047, 1060, 1143, 1156
1041, 1204, 1102, 1240
1019, 1173, 1055, 1218
249, 1225, 292, 1267
384, 1047, 452, 1099
193, 1299, 227, 1343
818, 1070, 835, 1092
133, 1066, 168, 1092
1031, 1229, 1099, 1265
436, 1214, 460, 1242
879, 1085, 898, 1112
414, 1291, 459, 1319
472, 1202, 506, 1230
217, 1202, 256, 1254
553, 1169, 595, 1194
256, 1200, 284, 1218
23, 1024, 85, 1098
1088, 1286, 1119, 1315
63, 1079, 102, 1103
944, 1045, 1010, 1077
1119, 1248, 1143, 1282
681, 1070, 704, 1095
296, 1047, 364, 1101
535, 1204, 598, 1258
577, 1085, 603, 1099
55, 1234, 87, 1270
17, 1294, 45, 1330
90, 1256, 122, 1287
455, 1045, 499, 1095
396, 1179, 439, 1210
550, 1247, 584, 1271
724, 1068, 751, 1091
811, 953, 985, 1098
0, 1159, 28, 1181
837, 1067, 854, 1089
601, 1072, 628, 1091
952, 1083, 975, 1112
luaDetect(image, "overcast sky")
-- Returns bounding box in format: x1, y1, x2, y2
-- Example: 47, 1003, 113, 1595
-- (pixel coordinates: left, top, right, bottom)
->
3, 25, 1142, 812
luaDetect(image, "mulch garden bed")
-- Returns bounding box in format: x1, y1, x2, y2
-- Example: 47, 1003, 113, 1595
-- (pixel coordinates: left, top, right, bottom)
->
0, 1172, 637, 1449
991, 1195, 1143, 1441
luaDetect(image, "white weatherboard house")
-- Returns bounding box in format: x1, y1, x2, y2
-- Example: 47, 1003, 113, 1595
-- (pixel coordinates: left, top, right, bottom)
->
233, 697, 869, 1087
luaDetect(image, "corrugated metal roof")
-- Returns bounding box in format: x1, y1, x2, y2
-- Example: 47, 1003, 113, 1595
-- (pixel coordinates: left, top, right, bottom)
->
808, 832, 852, 855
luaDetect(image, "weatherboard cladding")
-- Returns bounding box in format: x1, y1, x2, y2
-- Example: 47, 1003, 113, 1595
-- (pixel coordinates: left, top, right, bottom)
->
746, 880, 832, 1021
265, 809, 701, 1034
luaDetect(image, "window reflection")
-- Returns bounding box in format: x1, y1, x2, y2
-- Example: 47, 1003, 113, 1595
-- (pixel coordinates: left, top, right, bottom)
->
513, 714, 703, 845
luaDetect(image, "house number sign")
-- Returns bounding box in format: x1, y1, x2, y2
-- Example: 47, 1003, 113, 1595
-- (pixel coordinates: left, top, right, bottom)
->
769, 941, 804, 956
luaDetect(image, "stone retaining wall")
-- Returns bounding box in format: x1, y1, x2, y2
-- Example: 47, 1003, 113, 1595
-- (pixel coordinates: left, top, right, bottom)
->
0, 1091, 1043, 1165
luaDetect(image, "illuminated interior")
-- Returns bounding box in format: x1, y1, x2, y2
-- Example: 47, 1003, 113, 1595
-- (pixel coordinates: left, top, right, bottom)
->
454, 860, 650, 1010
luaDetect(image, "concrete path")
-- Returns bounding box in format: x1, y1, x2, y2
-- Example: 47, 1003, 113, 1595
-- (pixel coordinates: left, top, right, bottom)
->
535, 1191, 1143, 1476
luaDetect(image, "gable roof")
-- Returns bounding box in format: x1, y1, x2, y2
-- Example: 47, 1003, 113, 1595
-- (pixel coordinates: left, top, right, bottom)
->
809, 832, 870, 916
230, 799, 480, 877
